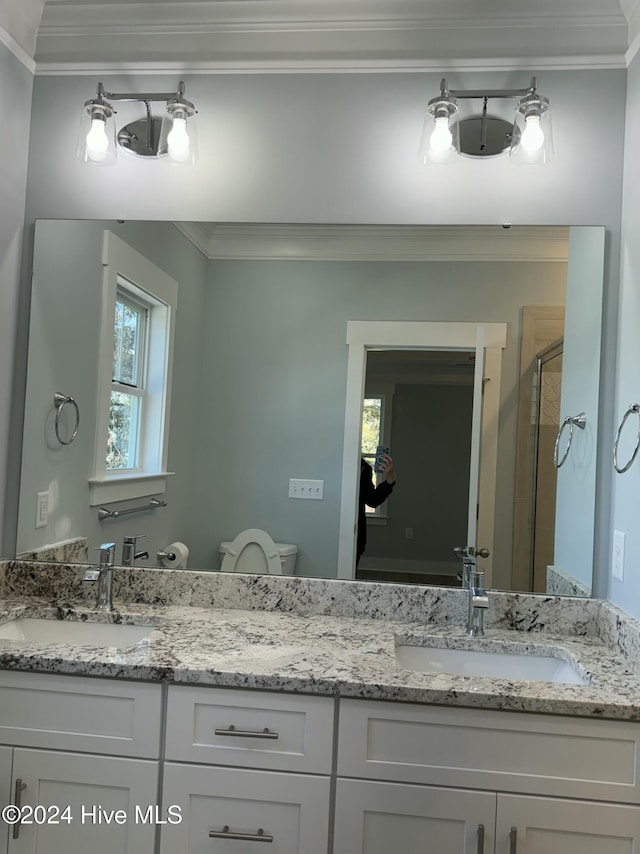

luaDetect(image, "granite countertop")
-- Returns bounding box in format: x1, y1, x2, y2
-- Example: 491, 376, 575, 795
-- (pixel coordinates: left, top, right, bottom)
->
1, 581, 639, 721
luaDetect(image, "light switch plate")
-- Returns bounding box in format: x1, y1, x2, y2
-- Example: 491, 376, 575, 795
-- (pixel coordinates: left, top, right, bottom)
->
612, 530, 625, 581
35, 491, 48, 528
288, 479, 324, 500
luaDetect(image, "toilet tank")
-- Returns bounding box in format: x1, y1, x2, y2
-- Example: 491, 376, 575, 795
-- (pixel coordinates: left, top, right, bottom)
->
218, 541, 298, 574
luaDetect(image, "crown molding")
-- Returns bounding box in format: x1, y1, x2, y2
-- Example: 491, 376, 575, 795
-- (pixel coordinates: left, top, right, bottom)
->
173, 223, 570, 262
33, 0, 630, 71
625, 0, 640, 63
0, 21, 35, 71
0, 0, 44, 71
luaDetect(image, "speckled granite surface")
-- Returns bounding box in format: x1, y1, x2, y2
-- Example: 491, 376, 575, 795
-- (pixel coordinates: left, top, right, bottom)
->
0, 560, 639, 720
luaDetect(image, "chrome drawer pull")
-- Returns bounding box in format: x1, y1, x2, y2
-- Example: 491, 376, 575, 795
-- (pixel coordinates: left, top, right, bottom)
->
209, 826, 273, 843
477, 823, 485, 854
12, 779, 27, 840
509, 826, 518, 854
214, 725, 279, 740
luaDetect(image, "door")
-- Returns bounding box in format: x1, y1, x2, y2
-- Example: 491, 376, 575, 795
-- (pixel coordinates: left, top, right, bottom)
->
8, 749, 157, 854
0, 747, 12, 854
496, 793, 640, 853
334, 779, 496, 854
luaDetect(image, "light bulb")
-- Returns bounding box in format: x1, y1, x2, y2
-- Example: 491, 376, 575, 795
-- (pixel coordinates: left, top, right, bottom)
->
429, 115, 453, 153
520, 114, 545, 152
167, 116, 190, 162
85, 116, 109, 163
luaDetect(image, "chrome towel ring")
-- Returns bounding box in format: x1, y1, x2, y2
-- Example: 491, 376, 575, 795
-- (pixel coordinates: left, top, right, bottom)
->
613, 403, 640, 474
53, 393, 80, 446
553, 412, 586, 469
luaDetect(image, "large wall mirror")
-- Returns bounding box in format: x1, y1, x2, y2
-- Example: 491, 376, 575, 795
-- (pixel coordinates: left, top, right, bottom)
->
15, 220, 604, 597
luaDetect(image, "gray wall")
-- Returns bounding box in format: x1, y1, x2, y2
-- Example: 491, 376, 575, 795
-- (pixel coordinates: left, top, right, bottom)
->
188, 257, 565, 580
0, 41, 33, 556
1, 68, 626, 594
610, 51, 640, 617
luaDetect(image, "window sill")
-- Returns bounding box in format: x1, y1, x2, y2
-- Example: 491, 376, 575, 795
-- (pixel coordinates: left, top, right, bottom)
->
88, 472, 175, 506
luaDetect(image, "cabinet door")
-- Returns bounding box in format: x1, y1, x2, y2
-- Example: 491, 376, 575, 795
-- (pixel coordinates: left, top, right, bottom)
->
334, 779, 496, 854
8, 748, 158, 854
160, 762, 330, 854
0, 746, 12, 854
496, 793, 640, 853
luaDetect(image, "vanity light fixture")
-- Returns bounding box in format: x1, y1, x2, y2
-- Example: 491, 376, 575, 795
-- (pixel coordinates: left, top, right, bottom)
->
418, 77, 553, 166
76, 81, 198, 166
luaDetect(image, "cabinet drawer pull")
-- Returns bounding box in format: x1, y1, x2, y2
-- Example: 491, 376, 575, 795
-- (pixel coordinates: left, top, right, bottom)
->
209, 825, 273, 843
12, 779, 27, 840
214, 725, 279, 740
509, 826, 518, 854
477, 823, 484, 854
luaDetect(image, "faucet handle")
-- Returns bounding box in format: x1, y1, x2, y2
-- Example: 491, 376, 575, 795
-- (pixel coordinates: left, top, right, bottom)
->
123, 534, 146, 545
92, 542, 116, 565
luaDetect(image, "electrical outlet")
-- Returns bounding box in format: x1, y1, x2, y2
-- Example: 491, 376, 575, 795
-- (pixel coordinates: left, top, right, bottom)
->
288, 479, 324, 500
612, 530, 625, 581
35, 491, 49, 529
405, 527, 414, 540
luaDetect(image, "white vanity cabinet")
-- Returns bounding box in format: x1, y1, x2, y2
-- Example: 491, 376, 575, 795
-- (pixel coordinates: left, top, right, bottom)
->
0, 672, 162, 854
336, 699, 640, 854
159, 686, 334, 854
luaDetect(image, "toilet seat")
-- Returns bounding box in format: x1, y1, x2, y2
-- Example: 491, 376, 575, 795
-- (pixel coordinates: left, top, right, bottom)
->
220, 529, 283, 574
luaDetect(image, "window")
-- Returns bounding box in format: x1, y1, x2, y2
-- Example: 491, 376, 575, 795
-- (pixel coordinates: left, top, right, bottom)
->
107, 288, 147, 471
89, 232, 178, 505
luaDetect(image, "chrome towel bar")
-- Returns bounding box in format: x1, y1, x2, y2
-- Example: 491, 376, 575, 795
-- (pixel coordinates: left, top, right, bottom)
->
553, 412, 586, 468
53, 392, 80, 445
98, 497, 167, 521
613, 403, 640, 474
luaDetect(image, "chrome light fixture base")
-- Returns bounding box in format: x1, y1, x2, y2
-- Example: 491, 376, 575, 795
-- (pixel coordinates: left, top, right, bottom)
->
458, 116, 519, 158
117, 116, 165, 158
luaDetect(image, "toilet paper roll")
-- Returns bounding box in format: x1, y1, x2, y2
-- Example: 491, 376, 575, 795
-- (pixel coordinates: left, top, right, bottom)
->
158, 541, 189, 569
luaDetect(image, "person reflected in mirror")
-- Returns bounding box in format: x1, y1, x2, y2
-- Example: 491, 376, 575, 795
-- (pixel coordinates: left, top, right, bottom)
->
357, 454, 396, 567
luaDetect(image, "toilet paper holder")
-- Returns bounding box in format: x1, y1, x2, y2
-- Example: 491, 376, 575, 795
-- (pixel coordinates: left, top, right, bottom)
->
157, 549, 176, 562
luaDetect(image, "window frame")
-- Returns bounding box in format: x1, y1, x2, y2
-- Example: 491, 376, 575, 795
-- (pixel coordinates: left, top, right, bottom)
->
89, 231, 178, 505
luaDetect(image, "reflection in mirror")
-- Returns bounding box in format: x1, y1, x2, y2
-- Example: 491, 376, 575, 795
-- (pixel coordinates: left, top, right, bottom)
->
356, 350, 474, 587
16, 222, 604, 597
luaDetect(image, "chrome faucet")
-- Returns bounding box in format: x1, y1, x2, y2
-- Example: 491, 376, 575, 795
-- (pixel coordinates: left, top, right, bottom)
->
121, 535, 149, 567
467, 569, 489, 637
83, 543, 116, 611
454, 546, 478, 587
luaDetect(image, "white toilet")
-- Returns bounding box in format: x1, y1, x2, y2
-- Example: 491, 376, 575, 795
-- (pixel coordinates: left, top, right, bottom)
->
218, 529, 298, 575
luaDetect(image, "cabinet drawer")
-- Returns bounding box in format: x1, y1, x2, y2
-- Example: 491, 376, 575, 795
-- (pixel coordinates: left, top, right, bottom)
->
160, 763, 330, 854
166, 686, 334, 773
338, 699, 640, 803
0, 671, 162, 758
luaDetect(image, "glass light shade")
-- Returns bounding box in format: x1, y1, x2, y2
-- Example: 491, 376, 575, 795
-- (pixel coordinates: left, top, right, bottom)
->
418, 106, 461, 165
76, 106, 117, 166
510, 102, 554, 165
159, 110, 198, 165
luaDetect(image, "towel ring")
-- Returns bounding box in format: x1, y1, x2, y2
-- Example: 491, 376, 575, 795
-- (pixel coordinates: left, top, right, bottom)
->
553, 412, 586, 469
613, 404, 640, 474
54, 393, 80, 446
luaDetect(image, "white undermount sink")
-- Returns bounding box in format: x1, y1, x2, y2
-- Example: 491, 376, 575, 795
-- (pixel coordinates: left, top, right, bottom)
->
395, 643, 589, 685
0, 618, 156, 648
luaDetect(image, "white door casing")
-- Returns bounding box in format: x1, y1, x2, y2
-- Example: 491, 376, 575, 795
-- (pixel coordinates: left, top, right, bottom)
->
337, 321, 507, 584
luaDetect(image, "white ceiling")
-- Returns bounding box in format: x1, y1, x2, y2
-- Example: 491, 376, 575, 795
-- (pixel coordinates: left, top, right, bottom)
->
1, 0, 640, 72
